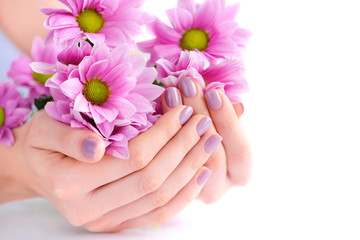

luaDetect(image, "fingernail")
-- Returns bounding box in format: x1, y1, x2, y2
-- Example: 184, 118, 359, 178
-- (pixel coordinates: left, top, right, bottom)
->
179, 106, 193, 125
180, 77, 197, 97
81, 138, 98, 159
165, 87, 180, 108
204, 134, 223, 154
197, 169, 212, 186
205, 90, 222, 110
196, 117, 212, 137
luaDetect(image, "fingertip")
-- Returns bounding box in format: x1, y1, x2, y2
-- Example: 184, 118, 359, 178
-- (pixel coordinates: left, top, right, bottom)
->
197, 167, 212, 186
80, 135, 105, 163
161, 87, 183, 113
233, 103, 245, 119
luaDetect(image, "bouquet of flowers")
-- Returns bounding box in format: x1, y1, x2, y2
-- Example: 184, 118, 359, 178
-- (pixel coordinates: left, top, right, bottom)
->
2, 0, 250, 159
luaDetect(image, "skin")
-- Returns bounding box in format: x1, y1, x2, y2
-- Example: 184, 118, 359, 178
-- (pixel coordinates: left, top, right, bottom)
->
0, 107, 217, 231
0, 0, 252, 232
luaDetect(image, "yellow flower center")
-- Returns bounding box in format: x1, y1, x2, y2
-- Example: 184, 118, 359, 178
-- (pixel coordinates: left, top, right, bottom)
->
76, 8, 104, 33
180, 29, 209, 51
32, 72, 54, 85
0, 107, 5, 127
82, 78, 111, 106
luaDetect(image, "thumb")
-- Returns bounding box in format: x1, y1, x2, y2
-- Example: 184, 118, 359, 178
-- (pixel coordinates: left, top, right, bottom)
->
30, 111, 105, 163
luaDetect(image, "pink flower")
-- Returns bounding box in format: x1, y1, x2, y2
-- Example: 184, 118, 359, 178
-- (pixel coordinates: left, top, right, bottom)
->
138, 0, 251, 66
7, 37, 61, 101
157, 51, 248, 104
0, 82, 32, 146
46, 42, 164, 159
42, 0, 149, 48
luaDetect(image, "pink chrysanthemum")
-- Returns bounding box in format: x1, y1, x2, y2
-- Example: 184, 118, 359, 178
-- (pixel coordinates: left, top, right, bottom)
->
45, 42, 164, 159
157, 51, 248, 104
7, 37, 61, 101
42, 0, 149, 48
138, 0, 251, 66
0, 82, 32, 146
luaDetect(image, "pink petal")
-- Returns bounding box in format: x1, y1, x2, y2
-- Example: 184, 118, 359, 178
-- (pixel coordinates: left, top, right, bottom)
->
0, 128, 15, 146
177, 0, 196, 14
166, 8, 194, 32
194, 0, 217, 29
60, 78, 83, 99
30, 62, 56, 74
152, 19, 182, 43
73, 94, 90, 112
127, 93, 154, 113
111, 97, 136, 119
40, 7, 70, 15
86, 59, 109, 80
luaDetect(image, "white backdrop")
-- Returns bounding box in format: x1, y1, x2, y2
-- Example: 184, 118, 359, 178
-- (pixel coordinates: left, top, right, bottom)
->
1, 0, 360, 239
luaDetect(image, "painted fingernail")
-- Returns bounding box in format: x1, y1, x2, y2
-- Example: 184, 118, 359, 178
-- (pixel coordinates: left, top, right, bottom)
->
197, 169, 212, 186
180, 77, 197, 97
205, 90, 222, 110
165, 87, 180, 108
179, 106, 194, 125
204, 134, 223, 154
196, 117, 212, 137
81, 138, 98, 159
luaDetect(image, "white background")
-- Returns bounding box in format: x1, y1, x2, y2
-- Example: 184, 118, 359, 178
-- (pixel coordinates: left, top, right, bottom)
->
1, 0, 360, 239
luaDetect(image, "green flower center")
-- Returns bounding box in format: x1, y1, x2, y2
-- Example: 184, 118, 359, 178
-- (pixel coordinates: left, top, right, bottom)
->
76, 9, 104, 33
0, 107, 5, 127
82, 78, 111, 106
32, 72, 54, 85
180, 29, 209, 51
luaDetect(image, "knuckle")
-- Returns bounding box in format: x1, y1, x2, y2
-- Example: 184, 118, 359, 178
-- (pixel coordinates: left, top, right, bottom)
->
152, 190, 172, 208
190, 156, 205, 173
49, 171, 81, 201
130, 150, 148, 171
139, 175, 162, 194
180, 141, 194, 156
162, 124, 175, 140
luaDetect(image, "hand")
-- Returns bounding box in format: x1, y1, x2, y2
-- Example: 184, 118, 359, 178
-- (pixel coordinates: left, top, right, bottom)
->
1, 106, 222, 232
162, 78, 252, 203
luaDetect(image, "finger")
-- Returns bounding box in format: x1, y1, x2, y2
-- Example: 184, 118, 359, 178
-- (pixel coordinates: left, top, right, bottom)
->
85, 114, 210, 220
29, 111, 105, 163
205, 90, 252, 186
84, 130, 221, 232
44, 105, 195, 194
177, 77, 228, 203
161, 87, 183, 113
233, 103, 245, 120
111, 167, 212, 232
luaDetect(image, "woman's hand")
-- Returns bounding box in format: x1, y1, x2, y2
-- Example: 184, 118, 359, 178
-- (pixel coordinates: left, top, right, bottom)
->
0, 106, 222, 232
162, 78, 252, 203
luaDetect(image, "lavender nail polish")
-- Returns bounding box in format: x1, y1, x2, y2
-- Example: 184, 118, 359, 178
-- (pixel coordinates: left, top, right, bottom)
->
204, 134, 223, 154
180, 77, 197, 97
81, 138, 98, 159
197, 169, 212, 186
179, 106, 194, 125
165, 87, 180, 108
205, 90, 222, 110
196, 117, 212, 137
